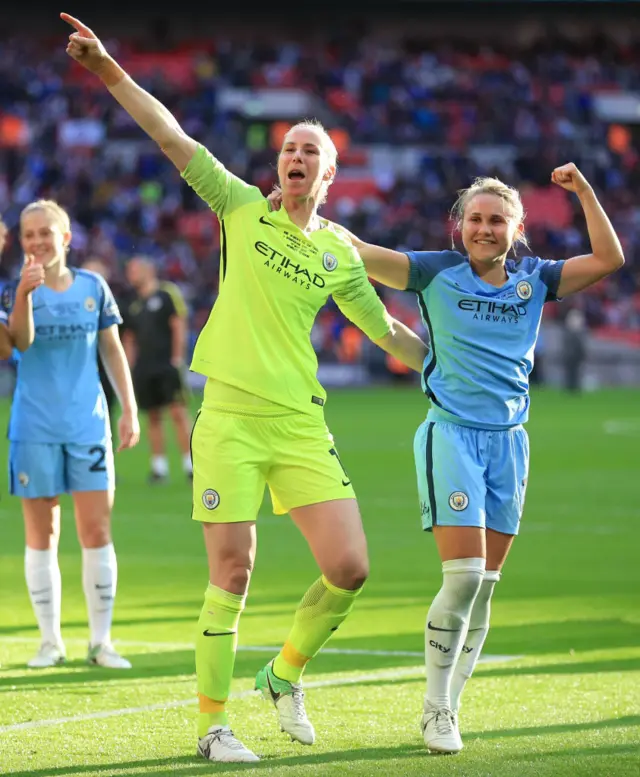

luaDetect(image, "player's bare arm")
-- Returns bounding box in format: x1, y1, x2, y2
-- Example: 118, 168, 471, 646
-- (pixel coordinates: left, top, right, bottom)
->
121, 329, 137, 368
266, 187, 411, 290
373, 318, 429, 373
353, 241, 411, 291
61, 13, 198, 172
0, 322, 13, 359
332, 221, 411, 290
551, 163, 624, 297
98, 325, 140, 451
9, 256, 44, 352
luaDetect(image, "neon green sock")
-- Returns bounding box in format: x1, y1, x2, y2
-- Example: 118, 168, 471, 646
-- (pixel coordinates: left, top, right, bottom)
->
273, 575, 363, 683
196, 584, 245, 737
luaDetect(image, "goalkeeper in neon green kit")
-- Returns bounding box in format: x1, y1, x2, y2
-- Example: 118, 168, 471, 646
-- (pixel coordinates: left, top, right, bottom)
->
63, 11, 428, 763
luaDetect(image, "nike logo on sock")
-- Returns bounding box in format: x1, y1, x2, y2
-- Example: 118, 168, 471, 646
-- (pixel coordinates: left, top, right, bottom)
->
202, 630, 235, 637
30, 587, 51, 595
95, 584, 112, 590
427, 621, 459, 633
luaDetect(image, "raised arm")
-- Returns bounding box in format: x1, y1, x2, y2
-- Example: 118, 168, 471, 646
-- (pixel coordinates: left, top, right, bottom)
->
551, 163, 625, 297
61, 13, 197, 172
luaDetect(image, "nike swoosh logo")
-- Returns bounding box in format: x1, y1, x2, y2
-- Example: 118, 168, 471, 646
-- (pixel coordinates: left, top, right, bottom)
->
30, 587, 50, 595
259, 216, 276, 228
427, 621, 459, 633
95, 584, 112, 590
266, 670, 282, 701
342, 480, 351, 487
202, 630, 235, 637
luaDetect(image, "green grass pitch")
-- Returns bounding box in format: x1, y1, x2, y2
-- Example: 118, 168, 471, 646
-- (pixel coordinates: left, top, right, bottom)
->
0, 386, 639, 776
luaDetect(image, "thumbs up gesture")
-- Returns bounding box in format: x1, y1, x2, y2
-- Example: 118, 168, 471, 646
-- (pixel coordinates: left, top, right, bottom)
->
17, 255, 45, 297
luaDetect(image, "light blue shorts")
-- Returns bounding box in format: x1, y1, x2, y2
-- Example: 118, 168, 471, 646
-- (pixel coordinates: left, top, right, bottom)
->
414, 420, 529, 536
9, 440, 115, 498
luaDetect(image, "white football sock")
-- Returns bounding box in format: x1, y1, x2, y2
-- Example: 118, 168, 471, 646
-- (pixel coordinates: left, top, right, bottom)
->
425, 557, 485, 709
450, 569, 501, 713
82, 543, 117, 648
182, 452, 193, 474
25, 547, 63, 647
152, 455, 169, 476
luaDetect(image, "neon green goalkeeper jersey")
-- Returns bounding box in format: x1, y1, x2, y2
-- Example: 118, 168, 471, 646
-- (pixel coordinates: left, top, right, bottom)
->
182, 144, 391, 415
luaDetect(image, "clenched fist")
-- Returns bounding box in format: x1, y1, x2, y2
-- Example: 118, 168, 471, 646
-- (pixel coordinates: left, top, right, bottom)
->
551, 163, 592, 196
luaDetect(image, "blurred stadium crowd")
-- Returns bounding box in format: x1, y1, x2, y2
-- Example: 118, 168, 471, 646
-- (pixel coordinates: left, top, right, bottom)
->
1, 15, 640, 368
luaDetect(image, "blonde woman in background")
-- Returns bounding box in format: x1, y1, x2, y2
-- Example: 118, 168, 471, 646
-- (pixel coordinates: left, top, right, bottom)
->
0, 199, 140, 670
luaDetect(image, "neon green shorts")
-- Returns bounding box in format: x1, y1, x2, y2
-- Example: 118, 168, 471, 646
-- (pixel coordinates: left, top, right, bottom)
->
191, 404, 356, 523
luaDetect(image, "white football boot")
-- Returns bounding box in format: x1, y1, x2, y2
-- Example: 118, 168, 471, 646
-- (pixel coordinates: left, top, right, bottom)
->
421, 699, 463, 754
87, 643, 132, 669
27, 641, 66, 668
255, 660, 315, 745
197, 725, 259, 763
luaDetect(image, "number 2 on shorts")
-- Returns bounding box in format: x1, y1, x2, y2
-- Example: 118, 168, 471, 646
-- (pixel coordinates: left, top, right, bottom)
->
88, 445, 107, 472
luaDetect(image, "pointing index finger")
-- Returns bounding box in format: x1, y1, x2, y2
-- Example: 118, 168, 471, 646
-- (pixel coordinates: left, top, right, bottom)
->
60, 12, 93, 37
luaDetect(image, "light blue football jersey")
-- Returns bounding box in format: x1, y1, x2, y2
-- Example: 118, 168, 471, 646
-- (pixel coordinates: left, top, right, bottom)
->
0, 269, 122, 443
406, 250, 564, 429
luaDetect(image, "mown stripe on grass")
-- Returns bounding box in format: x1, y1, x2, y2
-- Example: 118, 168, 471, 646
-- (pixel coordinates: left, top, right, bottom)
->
0, 665, 426, 733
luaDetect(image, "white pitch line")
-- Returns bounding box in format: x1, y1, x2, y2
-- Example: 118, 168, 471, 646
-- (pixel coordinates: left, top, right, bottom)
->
0, 636, 517, 663
0, 697, 203, 734
0, 636, 422, 656
0, 666, 426, 733
603, 419, 640, 436
0, 647, 520, 734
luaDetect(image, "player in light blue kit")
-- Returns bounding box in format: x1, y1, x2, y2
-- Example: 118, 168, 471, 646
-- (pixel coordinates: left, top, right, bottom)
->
345, 164, 624, 753
1, 199, 140, 669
